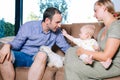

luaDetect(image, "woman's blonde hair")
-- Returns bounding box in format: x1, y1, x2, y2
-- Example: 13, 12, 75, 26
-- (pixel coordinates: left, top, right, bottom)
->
95, 0, 115, 14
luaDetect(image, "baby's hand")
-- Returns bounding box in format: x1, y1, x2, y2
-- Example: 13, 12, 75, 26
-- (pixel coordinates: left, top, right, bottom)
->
84, 55, 93, 64
62, 29, 67, 36
100, 58, 112, 69
93, 45, 100, 51
79, 54, 93, 65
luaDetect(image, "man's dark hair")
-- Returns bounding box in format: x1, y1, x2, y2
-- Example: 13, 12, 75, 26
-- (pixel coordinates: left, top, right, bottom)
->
42, 7, 61, 22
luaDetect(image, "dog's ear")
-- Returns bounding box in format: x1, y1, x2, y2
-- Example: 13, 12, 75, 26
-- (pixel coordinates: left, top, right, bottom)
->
39, 47, 43, 51
39, 46, 45, 52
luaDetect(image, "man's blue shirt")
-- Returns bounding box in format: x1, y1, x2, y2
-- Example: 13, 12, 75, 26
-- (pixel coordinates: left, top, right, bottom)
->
9, 20, 70, 55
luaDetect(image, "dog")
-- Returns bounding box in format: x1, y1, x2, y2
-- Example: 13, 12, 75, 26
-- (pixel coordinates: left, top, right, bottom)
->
39, 46, 64, 68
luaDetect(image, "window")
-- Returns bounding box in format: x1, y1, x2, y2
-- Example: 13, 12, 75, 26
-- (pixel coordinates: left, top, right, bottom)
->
0, 0, 15, 24
66, 0, 98, 23
23, 0, 98, 24
23, 0, 40, 24
0, 0, 120, 25
0, 0, 15, 37
23, 0, 120, 24
22, 0, 98, 24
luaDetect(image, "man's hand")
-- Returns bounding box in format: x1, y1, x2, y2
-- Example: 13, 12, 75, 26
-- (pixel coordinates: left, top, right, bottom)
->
0, 44, 11, 63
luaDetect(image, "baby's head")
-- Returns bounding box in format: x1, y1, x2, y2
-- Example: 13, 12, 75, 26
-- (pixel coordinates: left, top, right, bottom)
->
79, 24, 95, 40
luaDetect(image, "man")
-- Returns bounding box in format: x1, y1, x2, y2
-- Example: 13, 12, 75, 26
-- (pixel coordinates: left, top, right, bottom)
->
0, 7, 70, 80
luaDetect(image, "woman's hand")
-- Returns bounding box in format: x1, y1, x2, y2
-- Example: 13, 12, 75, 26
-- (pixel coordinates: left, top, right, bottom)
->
76, 47, 85, 56
0, 44, 11, 63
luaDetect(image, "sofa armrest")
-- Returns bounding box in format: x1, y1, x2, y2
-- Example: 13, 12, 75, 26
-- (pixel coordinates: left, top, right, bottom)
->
0, 42, 4, 49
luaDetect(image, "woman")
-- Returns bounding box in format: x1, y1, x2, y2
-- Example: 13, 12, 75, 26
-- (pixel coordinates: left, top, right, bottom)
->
64, 0, 120, 80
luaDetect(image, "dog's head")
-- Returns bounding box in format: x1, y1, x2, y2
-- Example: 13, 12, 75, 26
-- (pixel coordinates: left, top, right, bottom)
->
39, 46, 52, 53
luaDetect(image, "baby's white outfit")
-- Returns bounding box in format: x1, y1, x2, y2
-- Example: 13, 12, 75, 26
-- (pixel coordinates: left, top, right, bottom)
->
72, 38, 112, 69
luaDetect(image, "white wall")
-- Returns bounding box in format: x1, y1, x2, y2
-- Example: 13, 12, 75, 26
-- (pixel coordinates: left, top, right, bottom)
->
112, 0, 120, 12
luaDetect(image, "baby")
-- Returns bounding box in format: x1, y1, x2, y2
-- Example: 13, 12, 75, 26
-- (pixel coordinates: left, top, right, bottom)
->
62, 24, 112, 69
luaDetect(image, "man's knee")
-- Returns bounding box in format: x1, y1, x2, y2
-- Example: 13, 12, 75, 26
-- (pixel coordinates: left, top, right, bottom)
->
34, 52, 47, 63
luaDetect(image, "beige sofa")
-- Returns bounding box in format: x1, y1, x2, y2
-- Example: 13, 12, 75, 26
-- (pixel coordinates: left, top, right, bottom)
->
0, 22, 120, 80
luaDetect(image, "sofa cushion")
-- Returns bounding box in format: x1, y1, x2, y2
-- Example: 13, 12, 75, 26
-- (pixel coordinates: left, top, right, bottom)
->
55, 67, 64, 80
0, 36, 15, 43
15, 67, 29, 80
105, 76, 120, 80
42, 66, 58, 80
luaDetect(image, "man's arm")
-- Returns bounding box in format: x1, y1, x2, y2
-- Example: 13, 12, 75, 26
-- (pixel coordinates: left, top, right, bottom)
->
9, 22, 30, 50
